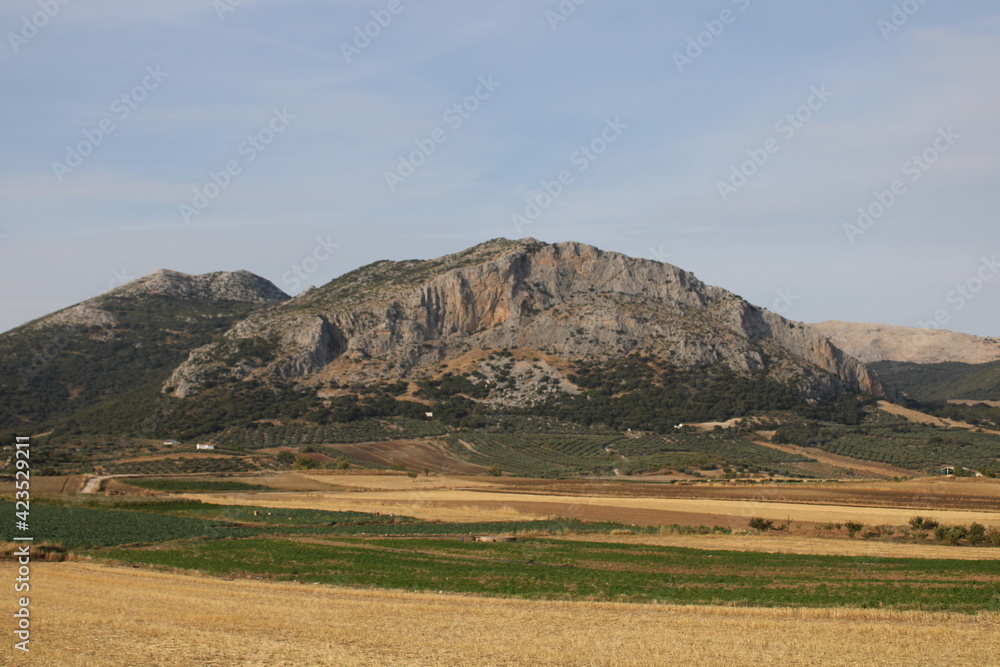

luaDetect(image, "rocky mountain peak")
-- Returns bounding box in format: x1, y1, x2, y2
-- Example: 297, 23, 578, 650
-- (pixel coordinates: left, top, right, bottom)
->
165, 240, 890, 401
107, 269, 290, 304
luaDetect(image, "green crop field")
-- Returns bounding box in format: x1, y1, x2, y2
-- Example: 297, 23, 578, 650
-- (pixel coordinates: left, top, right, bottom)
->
99, 536, 1000, 613
119, 478, 272, 492
5, 497, 999, 612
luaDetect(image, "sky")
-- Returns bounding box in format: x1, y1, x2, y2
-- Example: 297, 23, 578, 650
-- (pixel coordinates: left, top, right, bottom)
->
1, 1, 998, 337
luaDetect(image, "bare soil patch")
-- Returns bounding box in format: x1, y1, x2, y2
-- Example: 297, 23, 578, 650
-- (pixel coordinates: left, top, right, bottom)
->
0, 475, 87, 495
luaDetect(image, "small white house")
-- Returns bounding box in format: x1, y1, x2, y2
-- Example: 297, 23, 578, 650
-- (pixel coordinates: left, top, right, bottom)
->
163, 439, 179, 446
196, 444, 215, 451
425, 411, 434, 418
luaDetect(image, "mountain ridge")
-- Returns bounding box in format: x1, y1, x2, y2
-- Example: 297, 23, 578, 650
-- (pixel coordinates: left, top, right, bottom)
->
810, 320, 1000, 365
164, 239, 890, 402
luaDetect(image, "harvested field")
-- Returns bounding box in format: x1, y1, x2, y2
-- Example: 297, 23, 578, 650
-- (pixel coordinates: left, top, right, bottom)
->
2, 562, 995, 666
0, 475, 87, 495
187, 485, 1000, 530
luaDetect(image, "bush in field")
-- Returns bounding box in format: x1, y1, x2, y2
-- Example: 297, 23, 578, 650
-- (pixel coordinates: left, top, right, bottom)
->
844, 521, 863, 538
488, 463, 502, 477
967, 523, 986, 546
934, 524, 968, 545
910, 516, 939, 531
292, 456, 319, 470
987, 528, 1000, 547
749, 517, 773, 531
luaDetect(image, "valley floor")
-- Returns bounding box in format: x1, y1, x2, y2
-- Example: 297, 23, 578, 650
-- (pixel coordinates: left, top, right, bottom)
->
2, 561, 996, 666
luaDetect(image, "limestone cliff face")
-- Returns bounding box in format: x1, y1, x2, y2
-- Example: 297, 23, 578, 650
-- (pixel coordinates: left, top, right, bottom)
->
165, 239, 891, 400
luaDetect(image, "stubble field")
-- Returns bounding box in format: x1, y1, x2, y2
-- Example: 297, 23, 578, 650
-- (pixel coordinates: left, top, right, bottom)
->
3, 472, 999, 665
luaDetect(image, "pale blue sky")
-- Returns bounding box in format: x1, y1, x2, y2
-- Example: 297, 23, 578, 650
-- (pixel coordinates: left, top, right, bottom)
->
2, 1, 998, 336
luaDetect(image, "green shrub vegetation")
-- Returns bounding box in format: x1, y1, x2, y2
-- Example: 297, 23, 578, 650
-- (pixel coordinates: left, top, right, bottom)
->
119, 478, 271, 493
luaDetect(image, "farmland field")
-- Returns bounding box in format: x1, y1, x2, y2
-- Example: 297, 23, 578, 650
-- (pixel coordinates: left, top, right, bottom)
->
3, 472, 1000, 665
98, 535, 1000, 611
1, 562, 997, 667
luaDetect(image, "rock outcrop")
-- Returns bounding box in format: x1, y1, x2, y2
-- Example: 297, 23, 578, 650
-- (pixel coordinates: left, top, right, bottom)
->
165, 239, 891, 401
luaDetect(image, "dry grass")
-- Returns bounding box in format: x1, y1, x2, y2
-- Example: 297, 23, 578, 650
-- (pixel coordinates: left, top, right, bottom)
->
2, 562, 995, 666
179, 491, 550, 523
187, 487, 1000, 530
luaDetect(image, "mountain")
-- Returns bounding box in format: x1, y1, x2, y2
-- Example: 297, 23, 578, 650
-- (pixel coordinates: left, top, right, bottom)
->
165, 239, 888, 402
0, 270, 289, 432
810, 321, 1000, 365
810, 321, 1000, 402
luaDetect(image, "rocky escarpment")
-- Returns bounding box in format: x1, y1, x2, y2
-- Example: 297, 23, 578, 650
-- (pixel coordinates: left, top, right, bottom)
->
165, 239, 890, 401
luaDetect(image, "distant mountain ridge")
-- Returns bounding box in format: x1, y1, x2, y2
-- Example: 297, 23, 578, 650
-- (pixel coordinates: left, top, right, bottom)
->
810, 321, 1000, 365
0, 270, 288, 431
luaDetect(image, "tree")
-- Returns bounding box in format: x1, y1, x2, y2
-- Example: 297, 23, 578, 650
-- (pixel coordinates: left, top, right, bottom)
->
488, 463, 502, 477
